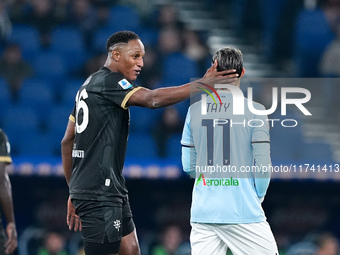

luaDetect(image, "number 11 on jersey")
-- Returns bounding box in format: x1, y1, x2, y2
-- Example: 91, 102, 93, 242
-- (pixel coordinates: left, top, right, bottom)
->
201, 119, 230, 166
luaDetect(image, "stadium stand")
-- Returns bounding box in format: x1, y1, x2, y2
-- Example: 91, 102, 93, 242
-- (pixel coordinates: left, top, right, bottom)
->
50, 26, 87, 73
9, 24, 40, 60
32, 50, 67, 81
294, 7, 335, 77
3, 2, 340, 255
0, 0, 337, 165
0, 78, 11, 122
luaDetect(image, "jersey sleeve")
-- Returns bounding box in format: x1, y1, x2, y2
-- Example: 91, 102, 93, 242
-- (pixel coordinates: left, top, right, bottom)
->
251, 104, 270, 143
0, 130, 12, 164
102, 74, 142, 109
250, 103, 271, 198
253, 143, 271, 198
181, 109, 193, 147
182, 146, 197, 177
181, 109, 197, 177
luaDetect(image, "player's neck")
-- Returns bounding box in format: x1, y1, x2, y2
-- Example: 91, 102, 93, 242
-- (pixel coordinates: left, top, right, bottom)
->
104, 58, 118, 73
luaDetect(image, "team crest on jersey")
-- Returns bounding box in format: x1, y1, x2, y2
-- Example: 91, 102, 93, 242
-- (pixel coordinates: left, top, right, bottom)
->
114, 219, 121, 231
118, 79, 132, 89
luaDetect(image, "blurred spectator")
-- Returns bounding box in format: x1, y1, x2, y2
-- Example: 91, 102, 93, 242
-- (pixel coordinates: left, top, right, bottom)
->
320, 20, 340, 76
8, 0, 30, 23
0, 0, 12, 45
182, 29, 209, 75
38, 231, 68, 255
153, 107, 183, 158
0, 43, 34, 101
35, 199, 67, 232
315, 233, 339, 255
293, 0, 336, 77
319, 19, 340, 118
320, 0, 340, 31
238, 0, 262, 41
285, 232, 340, 255
151, 224, 190, 255
67, 0, 97, 48
94, 2, 111, 28
118, 0, 154, 18
271, 0, 304, 70
136, 45, 161, 89
82, 52, 106, 78
22, 0, 58, 47
157, 4, 183, 29
53, 0, 70, 24
285, 241, 318, 255
158, 27, 183, 57
91, 0, 117, 6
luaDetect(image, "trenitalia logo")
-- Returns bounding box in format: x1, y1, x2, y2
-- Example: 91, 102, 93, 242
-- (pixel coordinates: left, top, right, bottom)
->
196, 174, 239, 186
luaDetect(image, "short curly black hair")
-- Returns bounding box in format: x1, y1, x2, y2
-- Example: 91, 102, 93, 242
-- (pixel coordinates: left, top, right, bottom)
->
212, 47, 243, 77
106, 31, 140, 52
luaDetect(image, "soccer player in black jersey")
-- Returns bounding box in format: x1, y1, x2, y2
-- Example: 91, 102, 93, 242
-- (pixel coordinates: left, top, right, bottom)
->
61, 31, 238, 255
0, 129, 17, 255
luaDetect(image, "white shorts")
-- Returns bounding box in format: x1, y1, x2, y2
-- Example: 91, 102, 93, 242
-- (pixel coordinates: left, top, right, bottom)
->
190, 221, 278, 255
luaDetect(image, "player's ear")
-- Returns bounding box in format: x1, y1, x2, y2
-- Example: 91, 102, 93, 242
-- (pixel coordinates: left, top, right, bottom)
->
240, 67, 245, 78
111, 50, 120, 61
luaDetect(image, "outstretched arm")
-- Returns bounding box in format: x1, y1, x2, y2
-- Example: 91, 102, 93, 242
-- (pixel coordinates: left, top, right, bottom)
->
61, 119, 82, 231
61, 119, 75, 185
127, 61, 238, 108
0, 162, 17, 254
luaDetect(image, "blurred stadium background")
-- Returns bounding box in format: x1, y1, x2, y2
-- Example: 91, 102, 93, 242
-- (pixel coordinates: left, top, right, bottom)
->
1, 0, 340, 254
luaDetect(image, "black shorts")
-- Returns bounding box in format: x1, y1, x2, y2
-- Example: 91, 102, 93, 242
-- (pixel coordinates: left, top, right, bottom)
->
72, 196, 135, 254
81, 217, 135, 255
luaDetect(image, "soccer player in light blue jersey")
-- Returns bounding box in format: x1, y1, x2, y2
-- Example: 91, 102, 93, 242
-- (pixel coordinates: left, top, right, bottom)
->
181, 47, 278, 255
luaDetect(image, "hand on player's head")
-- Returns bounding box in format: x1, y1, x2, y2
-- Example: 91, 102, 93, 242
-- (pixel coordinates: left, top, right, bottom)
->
204, 60, 238, 79
199, 62, 239, 89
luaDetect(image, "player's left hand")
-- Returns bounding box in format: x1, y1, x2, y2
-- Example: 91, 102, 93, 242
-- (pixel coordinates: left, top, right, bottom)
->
5, 222, 17, 254
67, 196, 82, 231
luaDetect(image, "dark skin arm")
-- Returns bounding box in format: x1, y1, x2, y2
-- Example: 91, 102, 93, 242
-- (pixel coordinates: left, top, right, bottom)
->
61, 120, 75, 185
61, 120, 81, 231
127, 61, 238, 108
0, 162, 17, 254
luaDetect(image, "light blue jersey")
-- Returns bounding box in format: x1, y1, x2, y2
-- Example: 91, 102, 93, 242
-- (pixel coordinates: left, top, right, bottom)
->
181, 91, 271, 224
